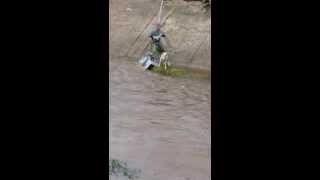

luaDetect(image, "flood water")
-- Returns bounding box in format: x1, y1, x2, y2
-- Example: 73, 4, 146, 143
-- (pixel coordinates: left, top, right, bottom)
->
109, 57, 211, 180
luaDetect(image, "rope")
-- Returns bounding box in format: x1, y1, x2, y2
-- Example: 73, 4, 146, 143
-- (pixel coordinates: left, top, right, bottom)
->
158, 0, 164, 24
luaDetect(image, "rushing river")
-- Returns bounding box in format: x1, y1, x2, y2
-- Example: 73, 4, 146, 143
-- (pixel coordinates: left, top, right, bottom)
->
109, 56, 211, 180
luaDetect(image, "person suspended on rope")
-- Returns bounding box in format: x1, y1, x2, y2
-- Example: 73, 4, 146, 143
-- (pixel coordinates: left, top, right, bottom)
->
149, 23, 166, 59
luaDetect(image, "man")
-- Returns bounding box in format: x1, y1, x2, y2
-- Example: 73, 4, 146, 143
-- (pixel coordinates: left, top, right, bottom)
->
149, 23, 166, 59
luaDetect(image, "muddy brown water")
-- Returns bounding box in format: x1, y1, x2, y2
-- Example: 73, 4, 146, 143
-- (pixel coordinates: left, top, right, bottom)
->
109, 57, 211, 180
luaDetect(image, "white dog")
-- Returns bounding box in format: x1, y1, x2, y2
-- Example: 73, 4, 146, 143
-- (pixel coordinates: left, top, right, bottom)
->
159, 52, 169, 70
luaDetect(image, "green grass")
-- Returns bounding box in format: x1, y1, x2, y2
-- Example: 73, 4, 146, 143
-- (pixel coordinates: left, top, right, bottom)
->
109, 159, 140, 179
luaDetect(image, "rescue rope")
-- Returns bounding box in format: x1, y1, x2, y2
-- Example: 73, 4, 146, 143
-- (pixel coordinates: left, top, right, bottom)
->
158, 0, 164, 24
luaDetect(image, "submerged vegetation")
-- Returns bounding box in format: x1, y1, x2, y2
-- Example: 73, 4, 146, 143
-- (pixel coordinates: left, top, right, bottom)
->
151, 64, 210, 80
151, 64, 187, 77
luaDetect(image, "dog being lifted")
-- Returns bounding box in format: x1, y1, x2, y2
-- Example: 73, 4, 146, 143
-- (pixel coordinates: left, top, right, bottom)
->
159, 51, 169, 70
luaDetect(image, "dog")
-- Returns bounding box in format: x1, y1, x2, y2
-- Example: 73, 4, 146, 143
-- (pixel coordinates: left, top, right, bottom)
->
159, 52, 169, 70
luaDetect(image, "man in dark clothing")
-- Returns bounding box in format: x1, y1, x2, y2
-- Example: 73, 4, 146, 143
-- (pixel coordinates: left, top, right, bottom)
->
149, 23, 166, 59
